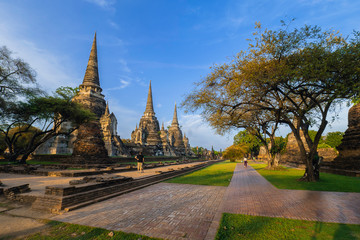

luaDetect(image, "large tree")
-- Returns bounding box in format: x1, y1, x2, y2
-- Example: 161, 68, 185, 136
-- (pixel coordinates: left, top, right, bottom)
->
0, 46, 43, 118
1, 86, 94, 163
183, 22, 360, 181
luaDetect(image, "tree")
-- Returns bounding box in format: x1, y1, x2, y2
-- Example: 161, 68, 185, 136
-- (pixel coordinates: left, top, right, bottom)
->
0, 87, 94, 163
325, 131, 344, 149
0, 46, 43, 119
183, 22, 360, 181
233, 130, 261, 156
222, 144, 248, 162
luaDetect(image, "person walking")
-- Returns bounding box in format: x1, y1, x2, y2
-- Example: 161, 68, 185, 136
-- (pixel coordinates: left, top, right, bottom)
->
243, 155, 248, 168
135, 151, 145, 173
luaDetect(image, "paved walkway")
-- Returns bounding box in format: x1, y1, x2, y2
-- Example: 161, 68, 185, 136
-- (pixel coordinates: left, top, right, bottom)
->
2, 163, 360, 240
52, 183, 226, 240
205, 164, 360, 239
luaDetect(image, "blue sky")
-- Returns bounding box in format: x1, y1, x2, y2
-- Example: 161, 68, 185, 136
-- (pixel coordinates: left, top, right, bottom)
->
0, 0, 359, 151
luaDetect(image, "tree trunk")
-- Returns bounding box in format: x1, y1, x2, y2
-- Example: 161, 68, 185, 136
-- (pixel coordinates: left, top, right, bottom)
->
19, 153, 31, 164
299, 154, 317, 182
266, 153, 278, 169
3, 152, 19, 162
274, 153, 280, 167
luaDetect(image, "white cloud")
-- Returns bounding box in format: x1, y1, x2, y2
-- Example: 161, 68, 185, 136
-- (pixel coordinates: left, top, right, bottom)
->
84, 0, 116, 8
105, 78, 131, 91
0, 19, 77, 93
119, 58, 131, 73
179, 114, 235, 151
108, 20, 120, 30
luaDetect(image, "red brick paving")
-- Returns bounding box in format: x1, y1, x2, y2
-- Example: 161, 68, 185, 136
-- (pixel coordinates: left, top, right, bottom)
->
205, 164, 360, 240
53, 183, 226, 240
50, 163, 360, 240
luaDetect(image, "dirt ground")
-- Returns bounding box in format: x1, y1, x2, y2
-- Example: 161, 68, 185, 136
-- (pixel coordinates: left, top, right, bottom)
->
0, 197, 54, 239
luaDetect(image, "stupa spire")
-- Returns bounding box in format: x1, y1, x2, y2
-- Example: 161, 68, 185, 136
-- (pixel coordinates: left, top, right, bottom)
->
82, 32, 100, 87
161, 122, 165, 131
104, 101, 110, 115
171, 103, 179, 127
144, 80, 155, 115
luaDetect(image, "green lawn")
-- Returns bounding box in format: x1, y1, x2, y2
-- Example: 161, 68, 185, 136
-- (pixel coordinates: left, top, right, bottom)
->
23, 220, 161, 240
26, 160, 62, 165
165, 161, 237, 186
216, 213, 360, 240
119, 160, 178, 165
251, 163, 360, 192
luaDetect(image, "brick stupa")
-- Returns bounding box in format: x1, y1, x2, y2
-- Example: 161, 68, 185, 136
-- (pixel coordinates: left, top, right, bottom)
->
72, 33, 110, 163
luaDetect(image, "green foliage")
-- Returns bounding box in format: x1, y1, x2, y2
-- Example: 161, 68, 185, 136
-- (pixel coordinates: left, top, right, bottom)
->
216, 213, 360, 240
223, 144, 248, 162
182, 21, 360, 182
0, 86, 94, 163
23, 221, 160, 240
325, 131, 344, 149
251, 163, 360, 192
307, 131, 343, 149
16, 95, 94, 125
233, 130, 261, 155
54, 86, 79, 100
191, 146, 205, 155
270, 136, 287, 155
317, 142, 332, 149
0, 125, 41, 154
166, 161, 237, 186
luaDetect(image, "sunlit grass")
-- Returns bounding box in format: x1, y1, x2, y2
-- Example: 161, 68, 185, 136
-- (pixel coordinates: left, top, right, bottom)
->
251, 163, 360, 192
165, 160, 237, 186
216, 213, 360, 240
23, 220, 161, 240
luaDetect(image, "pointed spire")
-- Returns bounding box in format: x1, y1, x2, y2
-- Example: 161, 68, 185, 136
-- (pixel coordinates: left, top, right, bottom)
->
161, 122, 165, 131
144, 80, 155, 115
82, 32, 100, 87
104, 101, 110, 115
171, 102, 179, 127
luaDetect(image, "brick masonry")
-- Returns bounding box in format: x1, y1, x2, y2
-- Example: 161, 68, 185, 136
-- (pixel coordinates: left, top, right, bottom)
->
52, 183, 226, 240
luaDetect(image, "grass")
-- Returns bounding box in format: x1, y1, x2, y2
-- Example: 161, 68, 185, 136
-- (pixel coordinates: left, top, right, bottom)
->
26, 160, 62, 165
0, 161, 17, 165
119, 160, 178, 165
251, 163, 360, 192
23, 220, 161, 240
165, 160, 237, 186
216, 213, 360, 240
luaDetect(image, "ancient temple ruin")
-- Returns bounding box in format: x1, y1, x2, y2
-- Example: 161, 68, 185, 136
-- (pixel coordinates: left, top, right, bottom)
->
35, 33, 129, 157
331, 103, 360, 171
35, 34, 194, 158
129, 83, 194, 156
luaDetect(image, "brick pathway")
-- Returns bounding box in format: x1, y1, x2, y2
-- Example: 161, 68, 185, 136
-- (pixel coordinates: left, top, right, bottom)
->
53, 183, 226, 240
4, 163, 359, 240
205, 164, 360, 239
